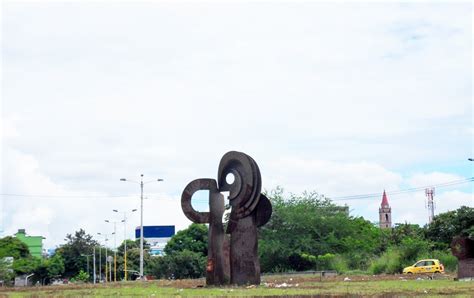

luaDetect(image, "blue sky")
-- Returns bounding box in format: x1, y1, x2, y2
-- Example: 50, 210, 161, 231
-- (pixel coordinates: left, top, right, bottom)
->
1, 1, 472, 248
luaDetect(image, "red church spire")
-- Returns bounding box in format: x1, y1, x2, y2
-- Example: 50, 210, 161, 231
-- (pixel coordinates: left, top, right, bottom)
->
381, 190, 389, 207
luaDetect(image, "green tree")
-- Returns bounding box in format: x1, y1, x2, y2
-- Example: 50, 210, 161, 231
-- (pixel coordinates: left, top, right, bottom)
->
0, 236, 31, 259
390, 223, 425, 244
149, 250, 206, 279
259, 188, 381, 272
425, 206, 474, 247
115, 239, 150, 279
0, 258, 15, 285
12, 257, 40, 275
164, 224, 208, 256
46, 254, 65, 278
145, 224, 209, 279
55, 229, 98, 278
34, 254, 65, 284
73, 270, 89, 283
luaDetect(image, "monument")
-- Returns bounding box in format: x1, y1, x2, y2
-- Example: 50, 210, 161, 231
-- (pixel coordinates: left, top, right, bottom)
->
181, 151, 272, 285
451, 236, 474, 280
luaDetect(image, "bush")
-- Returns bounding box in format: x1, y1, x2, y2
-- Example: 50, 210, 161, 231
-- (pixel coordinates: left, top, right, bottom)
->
420, 250, 458, 272
74, 270, 89, 283
150, 250, 206, 279
331, 255, 349, 273
369, 248, 402, 274
290, 253, 315, 271
398, 238, 429, 265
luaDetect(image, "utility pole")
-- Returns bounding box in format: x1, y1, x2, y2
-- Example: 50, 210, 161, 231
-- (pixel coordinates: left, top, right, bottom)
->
425, 188, 435, 224
113, 208, 137, 281
93, 246, 96, 284
139, 175, 144, 279
105, 220, 119, 282
120, 175, 163, 279
99, 245, 102, 282
97, 233, 111, 282
114, 225, 117, 282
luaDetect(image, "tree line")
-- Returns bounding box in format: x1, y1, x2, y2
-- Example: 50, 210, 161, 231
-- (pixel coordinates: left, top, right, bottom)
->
0, 187, 472, 284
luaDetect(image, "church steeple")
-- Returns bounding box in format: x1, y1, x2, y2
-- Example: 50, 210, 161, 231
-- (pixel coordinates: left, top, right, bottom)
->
381, 190, 389, 207
379, 190, 392, 229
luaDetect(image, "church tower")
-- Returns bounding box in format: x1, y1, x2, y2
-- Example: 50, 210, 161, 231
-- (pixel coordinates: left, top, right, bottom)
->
379, 190, 392, 229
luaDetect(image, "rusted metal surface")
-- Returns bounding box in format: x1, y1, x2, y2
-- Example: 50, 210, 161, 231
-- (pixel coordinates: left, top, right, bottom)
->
181, 151, 272, 285
451, 236, 474, 279
181, 178, 229, 285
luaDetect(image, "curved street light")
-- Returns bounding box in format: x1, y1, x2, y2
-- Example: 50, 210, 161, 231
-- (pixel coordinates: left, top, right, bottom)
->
113, 208, 137, 281
97, 232, 114, 282
120, 174, 163, 279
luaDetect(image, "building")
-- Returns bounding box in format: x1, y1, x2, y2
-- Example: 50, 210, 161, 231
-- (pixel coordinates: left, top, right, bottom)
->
135, 225, 175, 256
379, 191, 392, 229
14, 229, 44, 258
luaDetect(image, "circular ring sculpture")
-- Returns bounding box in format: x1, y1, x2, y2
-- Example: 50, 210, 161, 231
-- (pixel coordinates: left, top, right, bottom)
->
181, 151, 272, 285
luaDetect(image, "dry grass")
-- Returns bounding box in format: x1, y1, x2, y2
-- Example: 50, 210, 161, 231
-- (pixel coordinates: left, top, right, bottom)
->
0, 273, 473, 297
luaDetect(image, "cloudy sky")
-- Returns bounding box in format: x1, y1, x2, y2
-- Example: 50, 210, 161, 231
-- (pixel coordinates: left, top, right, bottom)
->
1, 1, 472, 249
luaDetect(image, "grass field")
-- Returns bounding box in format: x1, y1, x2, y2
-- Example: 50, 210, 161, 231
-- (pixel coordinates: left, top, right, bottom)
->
1, 273, 473, 297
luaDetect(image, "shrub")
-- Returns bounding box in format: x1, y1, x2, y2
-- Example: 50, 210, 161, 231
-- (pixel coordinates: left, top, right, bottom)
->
331, 254, 349, 273
290, 253, 315, 271
398, 238, 429, 265
150, 250, 206, 279
74, 270, 89, 283
369, 248, 402, 274
420, 250, 458, 272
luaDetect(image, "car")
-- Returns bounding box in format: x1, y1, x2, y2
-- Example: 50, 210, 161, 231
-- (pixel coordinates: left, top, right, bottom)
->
403, 259, 444, 274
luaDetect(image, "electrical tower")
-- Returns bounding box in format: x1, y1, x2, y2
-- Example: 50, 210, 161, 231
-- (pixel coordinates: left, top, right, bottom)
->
425, 188, 435, 224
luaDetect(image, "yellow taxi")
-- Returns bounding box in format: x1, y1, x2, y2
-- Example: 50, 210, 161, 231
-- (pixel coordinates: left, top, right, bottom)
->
403, 259, 444, 274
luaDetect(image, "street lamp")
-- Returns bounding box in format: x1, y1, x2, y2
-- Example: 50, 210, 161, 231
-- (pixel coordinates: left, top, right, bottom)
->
105, 220, 120, 282
80, 253, 93, 282
97, 232, 113, 282
120, 174, 163, 279
113, 208, 137, 281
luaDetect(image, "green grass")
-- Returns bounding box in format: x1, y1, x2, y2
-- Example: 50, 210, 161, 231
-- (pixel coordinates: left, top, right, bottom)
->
1, 275, 473, 297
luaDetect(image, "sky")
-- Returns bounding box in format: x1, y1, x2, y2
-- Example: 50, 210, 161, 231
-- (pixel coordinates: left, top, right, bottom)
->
1, 1, 472, 249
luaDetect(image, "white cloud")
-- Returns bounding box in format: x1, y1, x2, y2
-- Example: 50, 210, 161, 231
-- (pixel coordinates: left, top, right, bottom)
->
1, 145, 192, 247
1, 2, 471, 246
263, 157, 402, 197
407, 172, 466, 187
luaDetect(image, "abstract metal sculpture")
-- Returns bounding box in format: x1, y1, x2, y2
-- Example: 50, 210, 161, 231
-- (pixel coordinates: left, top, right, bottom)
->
181, 151, 272, 285
451, 236, 474, 280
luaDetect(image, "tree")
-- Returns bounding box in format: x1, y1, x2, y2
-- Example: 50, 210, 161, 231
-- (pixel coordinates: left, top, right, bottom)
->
115, 239, 150, 279
12, 257, 40, 275
425, 206, 474, 247
145, 224, 209, 279
390, 223, 425, 244
149, 250, 206, 279
55, 229, 98, 278
259, 187, 382, 272
164, 224, 208, 256
0, 258, 15, 285
46, 254, 65, 278
72, 270, 89, 283
33, 255, 64, 285
0, 236, 31, 259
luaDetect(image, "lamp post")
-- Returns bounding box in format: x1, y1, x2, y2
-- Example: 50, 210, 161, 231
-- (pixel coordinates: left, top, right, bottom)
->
98, 243, 102, 282
93, 246, 96, 284
113, 208, 137, 281
80, 253, 93, 282
120, 175, 163, 279
105, 220, 119, 282
97, 233, 113, 282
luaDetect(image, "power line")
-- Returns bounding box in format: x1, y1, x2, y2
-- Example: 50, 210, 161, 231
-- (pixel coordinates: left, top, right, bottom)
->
1, 177, 472, 202
0, 193, 133, 198
330, 177, 473, 201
